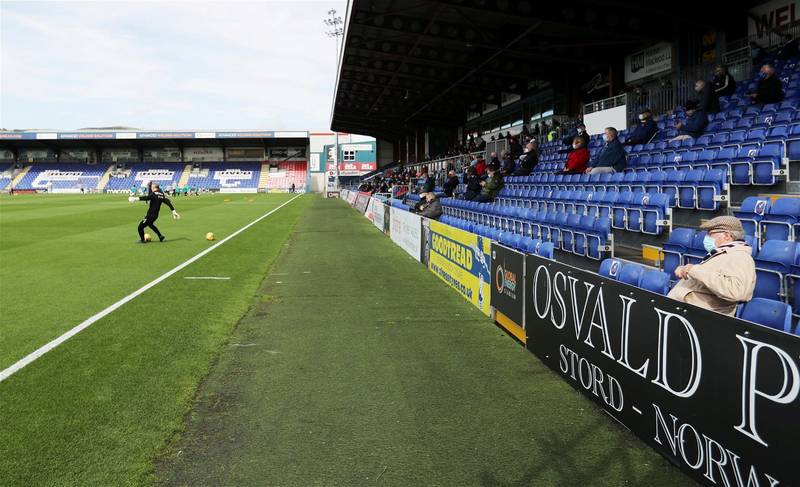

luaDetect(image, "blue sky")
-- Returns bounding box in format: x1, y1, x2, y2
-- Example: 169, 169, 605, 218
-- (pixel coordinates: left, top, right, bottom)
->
0, 0, 346, 130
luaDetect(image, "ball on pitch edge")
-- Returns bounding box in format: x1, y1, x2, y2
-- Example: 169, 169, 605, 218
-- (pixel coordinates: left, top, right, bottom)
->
206, 232, 215, 241
143, 233, 152, 242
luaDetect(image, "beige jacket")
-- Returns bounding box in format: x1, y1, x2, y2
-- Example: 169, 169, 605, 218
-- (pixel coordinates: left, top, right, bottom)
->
667, 242, 756, 316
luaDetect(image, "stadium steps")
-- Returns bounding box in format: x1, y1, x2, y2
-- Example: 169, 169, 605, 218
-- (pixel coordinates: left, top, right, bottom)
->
258, 163, 270, 189
96, 164, 115, 191
176, 164, 193, 188
9, 166, 31, 189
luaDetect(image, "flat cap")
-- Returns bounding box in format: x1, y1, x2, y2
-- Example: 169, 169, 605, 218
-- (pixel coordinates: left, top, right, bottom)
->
700, 215, 744, 235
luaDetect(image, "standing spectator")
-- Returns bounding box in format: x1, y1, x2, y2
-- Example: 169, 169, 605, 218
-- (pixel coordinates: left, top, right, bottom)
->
712, 65, 737, 97
500, 150, 515, 176
533, 123, 540, 136
513, 141, 539, 176
418, 167, 436, 193
562, 137, 590, 174
624, 108, 658, 145
586, 127, 626, 174
694, 79, 720, 114
670, 100, 707, 142
561, 123, 589, 149
747, 64, 784, 104
474, 165, 504, 203
442, 170, 459, 197
508, 135, 523, 160
475, 155, 487, 177
667, 216, 755, 316
488, 151, 500, 168
463, 166, 482, 200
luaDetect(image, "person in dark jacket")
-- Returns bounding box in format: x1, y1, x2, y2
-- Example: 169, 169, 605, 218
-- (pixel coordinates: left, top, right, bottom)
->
624, 108, 658, 145
712, 65, 736, 97
442, 170, 459, 197
671, 100, 707, 141
463, 166, 482, 200
748, 64, 784, 104
418, 168, 436, 193
561, 123, 589, 149
513, 141, 539, 176
488, 151, 501, 169
500, 150, 515, 176
508, 135, 523, 160
417, 192, 443, 220
587, 127, 626, 174
694, 79, 719, 114
474, 165, 504, 203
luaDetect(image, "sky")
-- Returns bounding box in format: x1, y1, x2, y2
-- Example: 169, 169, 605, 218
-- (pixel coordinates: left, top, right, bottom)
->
0, 0, 347, 130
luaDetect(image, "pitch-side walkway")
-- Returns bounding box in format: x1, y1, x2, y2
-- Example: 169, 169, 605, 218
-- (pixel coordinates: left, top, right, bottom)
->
156, 196, 694, 487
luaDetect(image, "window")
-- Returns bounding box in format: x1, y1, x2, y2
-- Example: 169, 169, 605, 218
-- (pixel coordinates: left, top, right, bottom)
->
343, 150, 355, 161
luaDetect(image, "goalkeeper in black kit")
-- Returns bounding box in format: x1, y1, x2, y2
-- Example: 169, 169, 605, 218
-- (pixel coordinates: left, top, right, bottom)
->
129, 182, 180, 243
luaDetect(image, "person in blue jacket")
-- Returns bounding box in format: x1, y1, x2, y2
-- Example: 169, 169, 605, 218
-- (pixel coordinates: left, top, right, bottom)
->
670, 100, 708, 142
586, 127, 626, 174
624, 108, 658, 146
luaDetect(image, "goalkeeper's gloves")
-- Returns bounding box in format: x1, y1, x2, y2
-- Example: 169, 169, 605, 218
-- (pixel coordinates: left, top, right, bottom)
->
128, 196, 138, 202
172, 210, 181, 219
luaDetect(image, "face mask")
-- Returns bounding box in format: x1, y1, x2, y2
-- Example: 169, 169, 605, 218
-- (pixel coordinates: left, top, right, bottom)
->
702, 235, 716, 252
694, 84, 703, 92
572, 143, 579, 149
604, 134, 611, 142
759, 71, 768, 79
639, 114, 646, 121
577, 128, 584, 134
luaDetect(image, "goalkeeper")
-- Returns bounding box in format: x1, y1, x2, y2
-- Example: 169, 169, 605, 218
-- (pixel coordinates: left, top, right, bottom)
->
129, 181, 180, 243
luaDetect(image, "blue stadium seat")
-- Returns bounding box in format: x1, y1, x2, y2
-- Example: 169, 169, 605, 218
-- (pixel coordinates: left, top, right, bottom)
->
640, 269, 671, 295
662, 228, 695, 277
734, 196, 772, 238
684, 231, 709, 265
599, 258, 623, 280
536, 241, 555, 259
737, 298, 793, 333
761, 198, 800, 241
754, 240, 799, 302
619, 263, 644, 287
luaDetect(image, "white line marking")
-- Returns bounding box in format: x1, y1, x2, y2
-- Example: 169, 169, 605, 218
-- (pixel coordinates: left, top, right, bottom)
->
0, 194, 303, 383
631, 406, 642, 415
184, 276, 231, 280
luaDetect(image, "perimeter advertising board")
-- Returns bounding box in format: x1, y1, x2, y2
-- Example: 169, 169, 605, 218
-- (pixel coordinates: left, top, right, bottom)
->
372, 199, 388, 234
389, 208, 422, 261
524, 254, 800, 486
491, 243, 525, 339
428, 220, 491, 316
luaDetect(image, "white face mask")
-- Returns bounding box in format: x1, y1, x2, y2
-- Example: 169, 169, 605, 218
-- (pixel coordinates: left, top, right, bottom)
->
604, 134, 611, 142
695, 84, 703, 92
639, 114, 646, 121
572, 143, 579, 149
577, 128, 584, 134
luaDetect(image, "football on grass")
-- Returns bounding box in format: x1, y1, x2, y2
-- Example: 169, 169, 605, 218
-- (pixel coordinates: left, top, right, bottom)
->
206, 232, 215, 241
143, 233, 152, 242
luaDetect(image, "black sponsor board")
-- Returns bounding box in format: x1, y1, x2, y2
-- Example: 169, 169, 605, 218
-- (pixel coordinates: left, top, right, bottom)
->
523, 254, 799, 486
491, 243, 525, 327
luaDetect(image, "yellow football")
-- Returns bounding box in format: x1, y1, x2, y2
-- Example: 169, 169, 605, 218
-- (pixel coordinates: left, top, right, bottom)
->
205, 232, 215, 241
143, 233, 152, 242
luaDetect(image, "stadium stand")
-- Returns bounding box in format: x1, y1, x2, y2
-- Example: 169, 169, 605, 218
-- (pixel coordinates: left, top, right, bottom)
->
185, 163, 261, 190
14, 163, 107, 192
262, 161, 307, 191
105, 163, 185, 192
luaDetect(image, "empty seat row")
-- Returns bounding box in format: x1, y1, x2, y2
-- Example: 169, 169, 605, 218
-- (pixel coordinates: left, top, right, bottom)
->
599, 259, 671, 295
734, 196, 800, 242
437, 215, 554, 259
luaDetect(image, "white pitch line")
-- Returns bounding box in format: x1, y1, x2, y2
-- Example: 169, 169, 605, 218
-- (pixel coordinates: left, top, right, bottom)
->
184, 276, 231, 280
0, 194, 302, 383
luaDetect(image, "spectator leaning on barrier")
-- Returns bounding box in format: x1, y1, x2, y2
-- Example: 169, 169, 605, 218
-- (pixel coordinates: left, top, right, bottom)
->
474, 164, 504, 203
671, 99, 707, 142
624, 108, 658, 146
443, 170, 459, 197
667, 216, 756, 316
586, 127, 626, 174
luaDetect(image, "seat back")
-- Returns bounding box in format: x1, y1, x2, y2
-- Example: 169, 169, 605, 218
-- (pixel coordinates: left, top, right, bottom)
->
619, 263, 644, 286
639, 269, 670, 295
599, 258, 623, 279
738, 298, 792, 332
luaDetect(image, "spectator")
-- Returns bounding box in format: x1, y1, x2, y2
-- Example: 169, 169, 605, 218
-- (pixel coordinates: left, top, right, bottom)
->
694, 79, 719, 114
416, 192, 443, 220
533, 123, 540, 136
586, 127, 626, 174
463, 166, 482, 200
547, 122, 559, 142
712, 65, 737, 97
624, 108, 658, 145
488, 151, 500, 168
747, 64, 784, 104
418, 167, 436, 193
508, 135, 523, 160
521, 124, 530, 139
513, 141, 539, 176
474, 165, 504, 203
561, 123, 589, 149
442, 170, 459, 197
667, 216, 756, 316
478, 138, 487, 150
475, 155, 487, 177
500, 150, 515, 176
562, 137, 590, 174
670, 99, 707, 142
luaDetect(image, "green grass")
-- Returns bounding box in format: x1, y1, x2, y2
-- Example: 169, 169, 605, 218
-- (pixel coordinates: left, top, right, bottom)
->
0, 193, 309, 485
156, 197, 695, 487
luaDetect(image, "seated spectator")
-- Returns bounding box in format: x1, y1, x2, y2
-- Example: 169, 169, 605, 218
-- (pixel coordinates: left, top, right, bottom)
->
500, 150, 515, 176
667, 216, 755, 316
475, 155, 487, 177
442, 170, 459, 197
747, 64, 784, 104
670, 100, 707, 142
694, 79, 719, 114
474, 165, 504, 203
561, 123, 589, 149
712, 65, 736, 97
586, 127, 626, 174
414, 192, 443, 220
508, 135, 523, 159
513, 141, 539, 176
624, 108, 658, 145
417, 167, 436, 193
463, 166, 482, 200
488, 151, 500, 168
561, 137, 590, 174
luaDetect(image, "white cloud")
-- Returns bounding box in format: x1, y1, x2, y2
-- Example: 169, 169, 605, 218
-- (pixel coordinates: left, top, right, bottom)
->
0, 0, 346, 130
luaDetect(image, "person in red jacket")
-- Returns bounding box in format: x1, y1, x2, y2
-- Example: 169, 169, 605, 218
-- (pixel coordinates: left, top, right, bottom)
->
562, 137, 590, 174
474, 155, 487, 177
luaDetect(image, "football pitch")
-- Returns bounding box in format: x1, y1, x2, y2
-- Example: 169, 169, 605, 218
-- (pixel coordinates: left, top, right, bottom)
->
0, 194, 694, 486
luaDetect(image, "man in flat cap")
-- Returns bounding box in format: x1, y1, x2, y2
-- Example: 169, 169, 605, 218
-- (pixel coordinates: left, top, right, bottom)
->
667, 216, 756, 316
